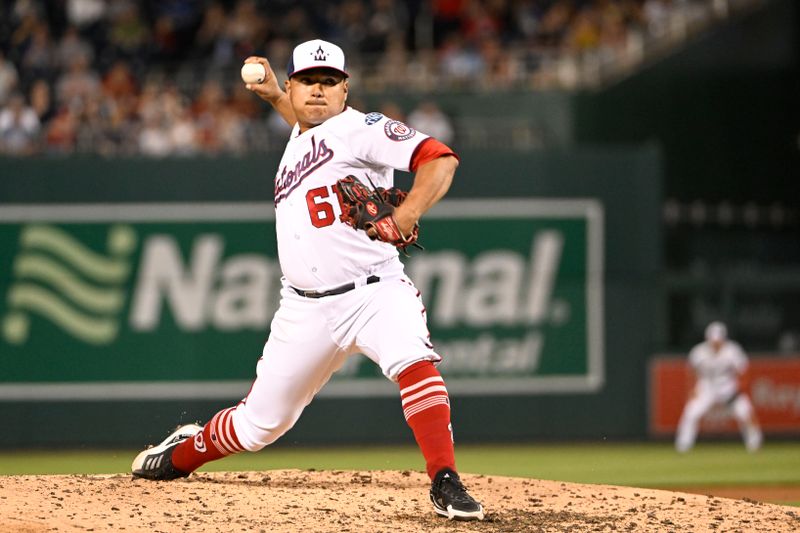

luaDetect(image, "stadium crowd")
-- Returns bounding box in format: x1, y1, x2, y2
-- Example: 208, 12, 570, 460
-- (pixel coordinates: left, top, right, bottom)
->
0, 0, 701, 156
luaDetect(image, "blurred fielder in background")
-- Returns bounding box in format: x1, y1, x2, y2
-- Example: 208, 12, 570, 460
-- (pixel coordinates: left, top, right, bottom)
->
675, 321, 763, 453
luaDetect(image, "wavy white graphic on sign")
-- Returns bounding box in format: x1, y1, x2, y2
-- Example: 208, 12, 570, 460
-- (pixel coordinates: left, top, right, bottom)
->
3, 224, 136, 344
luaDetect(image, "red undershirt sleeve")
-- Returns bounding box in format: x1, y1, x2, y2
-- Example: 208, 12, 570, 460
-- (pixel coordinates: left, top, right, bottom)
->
409, 138, 460, 172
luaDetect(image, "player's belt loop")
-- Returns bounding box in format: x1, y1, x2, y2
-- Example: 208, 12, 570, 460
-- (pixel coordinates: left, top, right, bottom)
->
292, 275, 380, 298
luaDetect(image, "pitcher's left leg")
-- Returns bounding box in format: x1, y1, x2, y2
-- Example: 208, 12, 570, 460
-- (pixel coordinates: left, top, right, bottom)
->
398, 360, 455, 479
354, 278, 484, 520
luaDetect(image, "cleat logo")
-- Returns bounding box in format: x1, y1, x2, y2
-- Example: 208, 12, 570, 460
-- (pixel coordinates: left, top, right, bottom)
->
144, 455, 163, 470
194, 432, 207, 453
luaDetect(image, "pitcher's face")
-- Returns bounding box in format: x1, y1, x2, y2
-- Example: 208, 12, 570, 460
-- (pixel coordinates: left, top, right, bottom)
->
286, 68, 348, 132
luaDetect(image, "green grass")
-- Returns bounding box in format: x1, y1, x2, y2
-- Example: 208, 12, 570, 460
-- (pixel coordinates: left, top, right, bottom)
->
1, 441, 798, 491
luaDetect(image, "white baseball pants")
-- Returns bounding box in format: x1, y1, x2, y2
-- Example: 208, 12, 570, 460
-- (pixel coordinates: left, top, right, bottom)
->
227, 274, 440, 452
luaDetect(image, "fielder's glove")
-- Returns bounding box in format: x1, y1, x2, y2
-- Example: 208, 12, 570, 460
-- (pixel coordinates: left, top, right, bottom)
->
336, 175, 422, 254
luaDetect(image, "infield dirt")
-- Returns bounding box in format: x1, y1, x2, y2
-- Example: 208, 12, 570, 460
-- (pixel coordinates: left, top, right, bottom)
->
1, 469, 798, 532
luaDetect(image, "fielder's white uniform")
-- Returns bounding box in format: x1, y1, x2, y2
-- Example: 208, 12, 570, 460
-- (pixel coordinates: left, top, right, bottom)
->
675, 337, 763, 452
231, 107, 441, 451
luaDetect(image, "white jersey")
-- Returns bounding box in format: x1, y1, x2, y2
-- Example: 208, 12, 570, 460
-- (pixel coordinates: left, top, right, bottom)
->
274, 107, 429, 289
676, 337, 762, 452
688, 340, 748, 398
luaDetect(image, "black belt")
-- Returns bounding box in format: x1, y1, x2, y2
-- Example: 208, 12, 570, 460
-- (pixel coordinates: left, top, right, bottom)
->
292, 275, 380, 298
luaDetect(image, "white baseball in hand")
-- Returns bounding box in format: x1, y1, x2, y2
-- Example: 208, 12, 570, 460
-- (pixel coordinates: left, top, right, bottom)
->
241, 63, 266, 84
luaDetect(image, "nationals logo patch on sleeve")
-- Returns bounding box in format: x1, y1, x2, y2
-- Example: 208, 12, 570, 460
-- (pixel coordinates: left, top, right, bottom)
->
384, 120, 416, 141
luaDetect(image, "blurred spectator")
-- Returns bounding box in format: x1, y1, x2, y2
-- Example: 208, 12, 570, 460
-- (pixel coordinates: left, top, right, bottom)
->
12, 0, 44, 21
369, 32, 410, 90
328, 0, 368, 53
537, 0, 574, 48
101, 60, 138, 114
102, 60, 137, 94
137, 79, 164, 125
0, 51, 19, 105
266, 108, 292, 142
362, 0, 409, 55
56, 55, 101, 110
512, 0, 543, 41
439, 33, 485, 81
479, 36, 519, 87
151, 15, 181, 63
138, 112, 172, 157
106, 2, 150, 62
153, 0, 205, 35
75, 97, 115, 154
169, 106, 200, 156
265, 38, 293, 81
192, 1, 232, 66
432, 0, 466, 48
278, 6, 317, 44
216, 105, 248, 154
597, 7, 632, 62
20, 21, 56, 84
229, 84, 262, 119
66, 0, 107, 33
56, 57, 100, 124
44, 106, 79, 153
407, 100, 454, 144
225, 0, 269, 59
9, 7, 42, 58
191, 78, 226, 151
56, 26, 95, 69
378, 100, 406, 121
28, 78, 55, 124
564, 6, 601, 53
150, 0, 206, 65
643, 0, 672, 39
0, 92, 40, 155
460, 0, 504, 43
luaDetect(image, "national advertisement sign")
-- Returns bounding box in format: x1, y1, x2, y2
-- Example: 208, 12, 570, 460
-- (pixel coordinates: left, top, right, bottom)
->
0, 200, 604, 400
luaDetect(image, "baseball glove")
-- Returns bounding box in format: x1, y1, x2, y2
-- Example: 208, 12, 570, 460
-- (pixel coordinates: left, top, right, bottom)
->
336, 175, 422, 254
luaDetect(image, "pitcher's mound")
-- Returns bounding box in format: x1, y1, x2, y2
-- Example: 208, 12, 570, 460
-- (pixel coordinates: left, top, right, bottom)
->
1, 469, 798, 532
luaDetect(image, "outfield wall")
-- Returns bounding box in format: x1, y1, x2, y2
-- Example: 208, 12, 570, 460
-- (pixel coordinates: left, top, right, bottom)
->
0, 147, 662, 447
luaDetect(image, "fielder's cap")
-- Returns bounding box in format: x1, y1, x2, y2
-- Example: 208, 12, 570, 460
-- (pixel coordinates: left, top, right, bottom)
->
705, 321, 728, 342
287, 39, 348, 78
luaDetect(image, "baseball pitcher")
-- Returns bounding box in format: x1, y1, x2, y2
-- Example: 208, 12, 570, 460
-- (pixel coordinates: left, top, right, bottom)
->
132, 39, 484, 521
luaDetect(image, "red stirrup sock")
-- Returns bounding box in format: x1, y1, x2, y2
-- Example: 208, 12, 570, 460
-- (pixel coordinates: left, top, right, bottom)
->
398, 361, 456, 480
172, 406, 246, 473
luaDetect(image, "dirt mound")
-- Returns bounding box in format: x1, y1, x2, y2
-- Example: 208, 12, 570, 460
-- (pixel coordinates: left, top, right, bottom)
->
1, 470, 798, 532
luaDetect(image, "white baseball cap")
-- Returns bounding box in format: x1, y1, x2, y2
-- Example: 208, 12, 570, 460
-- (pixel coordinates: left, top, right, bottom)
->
287, 39, 348, 78
705, 321, 728, 342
